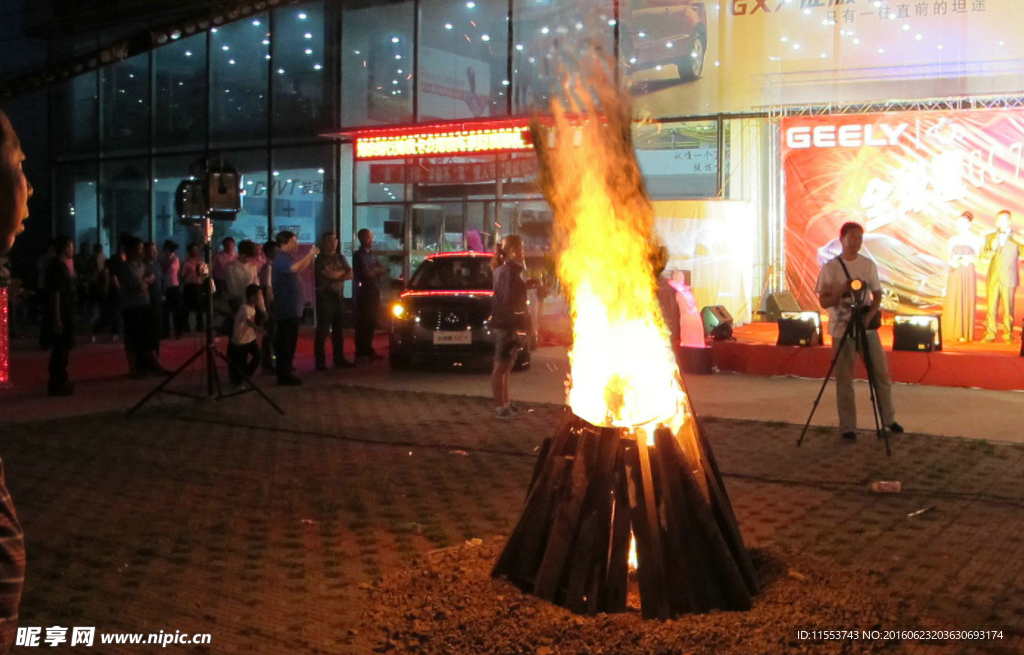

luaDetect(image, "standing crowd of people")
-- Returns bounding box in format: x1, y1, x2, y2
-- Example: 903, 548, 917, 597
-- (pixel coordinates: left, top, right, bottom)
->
37, 227, 390, 394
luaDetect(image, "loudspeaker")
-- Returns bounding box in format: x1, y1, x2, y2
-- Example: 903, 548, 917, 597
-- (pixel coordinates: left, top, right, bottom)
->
678, 345, 713, 375
893, 315, 942, 352
701, 306, 733, 341
765, 292, 801, 321
777, 313, 822, 346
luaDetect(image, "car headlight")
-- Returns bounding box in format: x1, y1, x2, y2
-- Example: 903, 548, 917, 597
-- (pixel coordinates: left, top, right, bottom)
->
392, 303, 410, 320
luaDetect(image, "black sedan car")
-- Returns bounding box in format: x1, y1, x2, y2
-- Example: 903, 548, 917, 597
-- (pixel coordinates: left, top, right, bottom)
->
389, 252, 531, 371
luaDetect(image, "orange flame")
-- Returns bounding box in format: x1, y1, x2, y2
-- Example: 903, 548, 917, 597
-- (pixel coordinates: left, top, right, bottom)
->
534, 55, 689, 438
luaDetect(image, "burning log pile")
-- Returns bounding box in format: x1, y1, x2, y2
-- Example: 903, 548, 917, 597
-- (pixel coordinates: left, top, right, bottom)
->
492, 54, 758, 619
492, 412, 758, 619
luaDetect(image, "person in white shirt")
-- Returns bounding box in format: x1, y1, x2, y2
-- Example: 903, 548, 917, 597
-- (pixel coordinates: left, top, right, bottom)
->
816, 221, 903, 442
161, 240, 182, 339
225, 240, 260, 311
228, 284, 264, 386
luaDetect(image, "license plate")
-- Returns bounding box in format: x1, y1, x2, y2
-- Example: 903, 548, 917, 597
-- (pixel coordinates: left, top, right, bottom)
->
433, 331, 472, 345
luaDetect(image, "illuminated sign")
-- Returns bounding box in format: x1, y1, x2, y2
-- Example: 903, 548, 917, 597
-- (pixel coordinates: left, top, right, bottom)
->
355, 126, 532, 159
785, 124, 909, 150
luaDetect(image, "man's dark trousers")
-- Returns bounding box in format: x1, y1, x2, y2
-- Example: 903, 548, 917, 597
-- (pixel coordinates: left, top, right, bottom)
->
355, 294, 379, 357
315, 294, 346, 367
274, 317, 300, 381
47, 333, 73, 391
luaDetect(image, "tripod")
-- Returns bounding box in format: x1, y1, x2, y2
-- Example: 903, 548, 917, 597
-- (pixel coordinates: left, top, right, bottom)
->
127, 215, 283, 416
797, 305, 891, 456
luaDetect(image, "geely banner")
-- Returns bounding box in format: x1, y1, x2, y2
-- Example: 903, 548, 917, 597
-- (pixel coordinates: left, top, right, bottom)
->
781, 109, 1024, 320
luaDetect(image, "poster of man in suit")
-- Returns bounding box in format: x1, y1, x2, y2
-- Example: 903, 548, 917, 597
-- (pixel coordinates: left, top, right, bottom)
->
982, 210, 1024, 343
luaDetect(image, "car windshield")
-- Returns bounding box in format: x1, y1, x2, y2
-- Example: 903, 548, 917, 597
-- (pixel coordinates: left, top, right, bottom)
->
408, 257, 493, 291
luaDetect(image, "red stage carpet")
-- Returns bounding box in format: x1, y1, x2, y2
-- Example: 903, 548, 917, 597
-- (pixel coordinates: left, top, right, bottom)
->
710, 322, 1024, 391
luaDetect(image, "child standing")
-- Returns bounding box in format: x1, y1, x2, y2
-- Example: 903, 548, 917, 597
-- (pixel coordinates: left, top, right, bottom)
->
228, 284, 264, 386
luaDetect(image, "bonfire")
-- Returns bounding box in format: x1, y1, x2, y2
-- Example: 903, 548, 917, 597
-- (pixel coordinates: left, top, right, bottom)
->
492, 53, 758, 620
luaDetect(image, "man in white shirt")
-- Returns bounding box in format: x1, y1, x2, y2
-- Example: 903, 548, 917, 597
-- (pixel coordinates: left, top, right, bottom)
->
225, 240, 259, 310
816, 221, 903, 441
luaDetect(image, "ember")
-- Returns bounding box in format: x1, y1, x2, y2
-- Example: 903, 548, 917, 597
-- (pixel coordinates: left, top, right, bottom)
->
492, 52, 758, 619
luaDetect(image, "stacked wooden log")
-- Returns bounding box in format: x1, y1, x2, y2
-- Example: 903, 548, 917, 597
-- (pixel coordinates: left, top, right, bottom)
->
492, 409, 758, 619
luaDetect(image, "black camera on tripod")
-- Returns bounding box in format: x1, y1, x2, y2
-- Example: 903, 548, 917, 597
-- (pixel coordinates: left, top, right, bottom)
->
175, 155, 243, 224
843, 278, 881, 330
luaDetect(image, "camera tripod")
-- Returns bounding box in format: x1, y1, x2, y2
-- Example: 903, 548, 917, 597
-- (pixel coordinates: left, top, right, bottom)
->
797, 305, 891, 456
127, 215, 283, 417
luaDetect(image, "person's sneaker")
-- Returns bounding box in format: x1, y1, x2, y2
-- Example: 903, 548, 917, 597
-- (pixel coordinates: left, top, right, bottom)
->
335, 359, 356, 369
888, 422, 904, 434
509, 403, 521, 415
494, 406, 516, 420
982, 336, 996, 343
841, 431, 857, 441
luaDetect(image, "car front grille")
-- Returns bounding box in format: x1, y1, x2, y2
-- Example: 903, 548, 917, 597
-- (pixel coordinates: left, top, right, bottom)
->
416, 307, 489, 331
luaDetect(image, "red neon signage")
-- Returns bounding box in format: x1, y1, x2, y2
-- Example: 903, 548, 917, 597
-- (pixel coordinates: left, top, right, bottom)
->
349, 119, 533, 159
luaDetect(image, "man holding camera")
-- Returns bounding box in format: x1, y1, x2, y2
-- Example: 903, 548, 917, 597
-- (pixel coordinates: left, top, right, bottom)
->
816, 221, 903, 441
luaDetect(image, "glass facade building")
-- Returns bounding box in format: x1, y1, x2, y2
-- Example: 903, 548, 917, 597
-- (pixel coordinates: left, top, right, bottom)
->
49, 0, 740, 285
44, 0, 1022, 316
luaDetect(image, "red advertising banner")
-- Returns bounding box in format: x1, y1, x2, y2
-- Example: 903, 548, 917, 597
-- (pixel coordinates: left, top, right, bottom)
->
369, 156, 537, 185
782, 109, 1024, 328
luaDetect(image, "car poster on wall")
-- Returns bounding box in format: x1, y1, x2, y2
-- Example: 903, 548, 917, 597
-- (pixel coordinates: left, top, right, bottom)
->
782, 108, 1024, 317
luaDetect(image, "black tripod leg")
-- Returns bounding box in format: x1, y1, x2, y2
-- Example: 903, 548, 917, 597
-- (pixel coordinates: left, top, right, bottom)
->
126, 346, 207, 416
213, 349, 285, 414
856, 322, 890, 456
798, 319, 855, 447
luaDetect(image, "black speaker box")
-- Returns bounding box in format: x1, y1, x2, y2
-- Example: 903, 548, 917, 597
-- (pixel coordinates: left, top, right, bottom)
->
766, 292, 801, 321
777, 317, 821, 346
893, 320, 942, 352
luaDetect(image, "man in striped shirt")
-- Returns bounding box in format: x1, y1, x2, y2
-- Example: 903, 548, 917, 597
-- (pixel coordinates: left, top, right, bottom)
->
0, 108, 30, 652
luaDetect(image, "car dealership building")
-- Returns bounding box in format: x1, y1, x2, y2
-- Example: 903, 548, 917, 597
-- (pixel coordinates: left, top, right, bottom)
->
3, 0, 1024, 323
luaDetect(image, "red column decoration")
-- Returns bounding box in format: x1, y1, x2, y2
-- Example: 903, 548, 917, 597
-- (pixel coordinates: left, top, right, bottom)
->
0, 287, 9, 385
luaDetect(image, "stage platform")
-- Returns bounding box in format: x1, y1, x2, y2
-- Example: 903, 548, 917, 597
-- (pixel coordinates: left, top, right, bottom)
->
710, 322, 1024, 391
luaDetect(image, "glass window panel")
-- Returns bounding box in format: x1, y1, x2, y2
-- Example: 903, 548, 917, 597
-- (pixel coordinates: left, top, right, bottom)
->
210, 15, 270, 146
54, 163, 99, 250
100, 159, 150, 249
342, 2, 414, 126
354, 205, 405, 282
500, 152, 542, 199
619, 0, 710, 118
100, 54, 150, 155
220, 150, 270, 246
52, 72, 98, 156
273, 1, 330, 140
418, 0, 510, 121
465, 201, 496, 252
411, 154, 498, 202
271, 146, 335, 245
634, 119, 717, 199
511, 0, 615, 114
154, 33, 208, 151
355, 159, 407, 203
153, 155, 205, 253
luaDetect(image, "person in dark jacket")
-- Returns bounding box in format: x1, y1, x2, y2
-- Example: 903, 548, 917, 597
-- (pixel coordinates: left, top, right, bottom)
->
352, 228, 386, 361
43, 236, 77, 396
489, 235, 527, 420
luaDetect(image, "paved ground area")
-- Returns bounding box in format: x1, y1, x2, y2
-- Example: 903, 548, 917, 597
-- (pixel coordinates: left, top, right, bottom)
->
3, 381, 1023, 653
4, 332, 1024, 444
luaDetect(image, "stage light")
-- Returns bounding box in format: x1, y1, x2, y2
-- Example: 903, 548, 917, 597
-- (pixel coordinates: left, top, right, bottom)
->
893, 314, 942, 352
777, 312, 822, 346
701, 306, 733, 341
